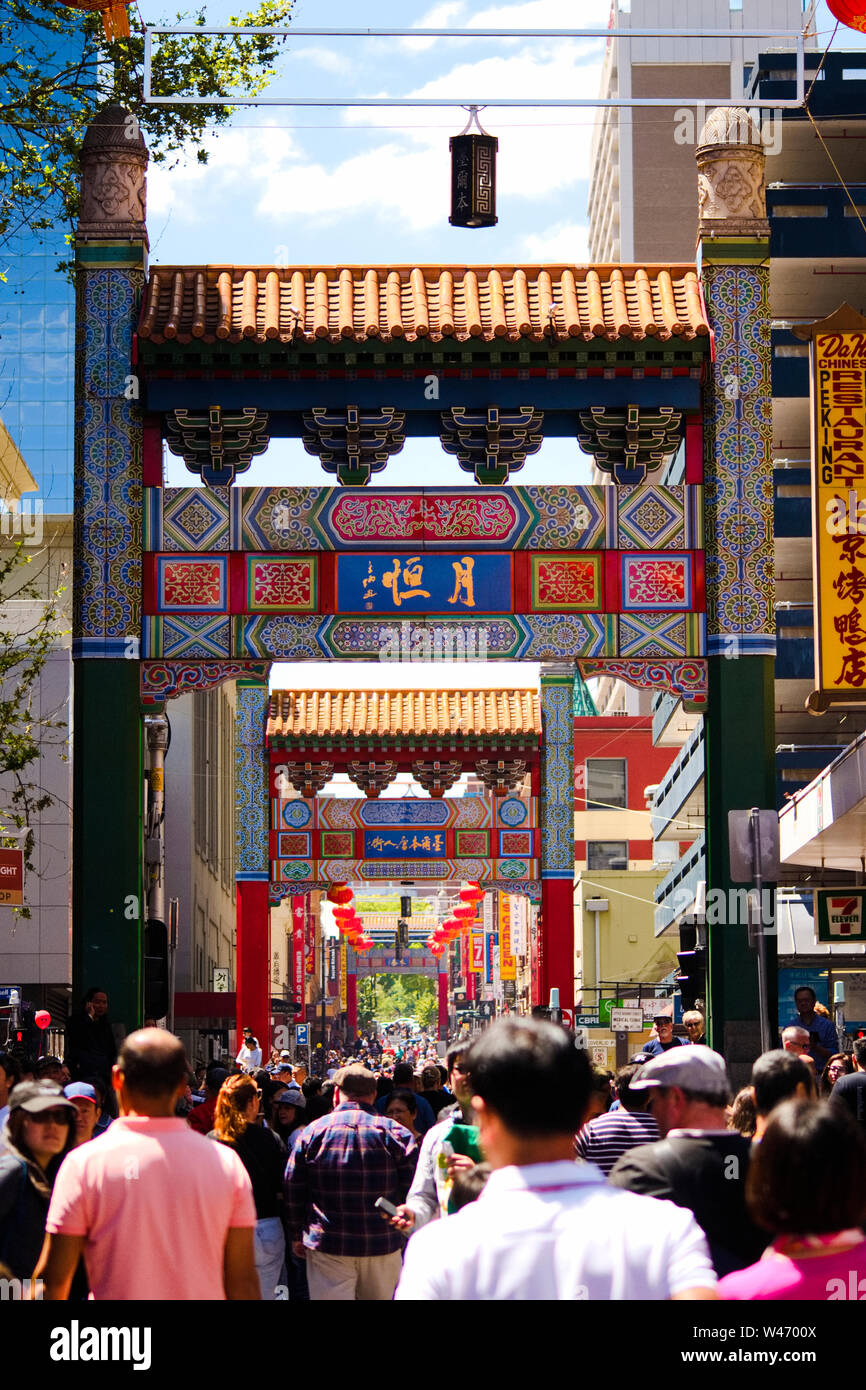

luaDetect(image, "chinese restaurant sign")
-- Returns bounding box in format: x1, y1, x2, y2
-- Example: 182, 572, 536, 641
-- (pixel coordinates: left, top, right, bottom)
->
809, 317, 866, 711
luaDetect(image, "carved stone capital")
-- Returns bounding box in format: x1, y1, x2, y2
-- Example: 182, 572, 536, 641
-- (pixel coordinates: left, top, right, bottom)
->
696, 107, 769, 237
78, 106, 148, 243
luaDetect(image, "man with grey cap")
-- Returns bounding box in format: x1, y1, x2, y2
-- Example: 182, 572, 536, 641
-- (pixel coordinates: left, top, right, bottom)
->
608, 1046, 766, 1277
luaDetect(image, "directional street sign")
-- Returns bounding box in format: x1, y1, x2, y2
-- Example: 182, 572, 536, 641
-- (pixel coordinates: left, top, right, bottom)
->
610, 1007, 645, 1032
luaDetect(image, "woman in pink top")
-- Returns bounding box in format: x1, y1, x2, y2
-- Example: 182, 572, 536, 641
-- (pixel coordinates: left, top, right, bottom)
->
719, 1098, 866, 1301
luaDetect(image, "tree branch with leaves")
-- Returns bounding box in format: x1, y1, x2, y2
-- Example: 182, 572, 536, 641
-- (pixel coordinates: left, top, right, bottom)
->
0, 0, 294, 255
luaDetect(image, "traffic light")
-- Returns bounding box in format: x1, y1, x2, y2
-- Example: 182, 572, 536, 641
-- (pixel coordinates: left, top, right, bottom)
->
676, 923, 706, 1012
144, 918, 169, 1020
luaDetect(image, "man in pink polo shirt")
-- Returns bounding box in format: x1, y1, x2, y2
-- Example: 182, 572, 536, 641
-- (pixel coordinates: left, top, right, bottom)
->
36, 1029, 260, 1300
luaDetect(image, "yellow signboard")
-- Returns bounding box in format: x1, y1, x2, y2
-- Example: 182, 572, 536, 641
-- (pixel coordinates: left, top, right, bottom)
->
499, 894, 516, 980
807, 309, 866, 711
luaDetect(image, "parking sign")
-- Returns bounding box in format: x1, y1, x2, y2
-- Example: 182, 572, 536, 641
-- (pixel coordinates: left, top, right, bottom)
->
295, 1023, 309, 1046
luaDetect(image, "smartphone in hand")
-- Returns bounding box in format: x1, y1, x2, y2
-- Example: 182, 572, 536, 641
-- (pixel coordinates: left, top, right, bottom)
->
374, 1196, 399, 1218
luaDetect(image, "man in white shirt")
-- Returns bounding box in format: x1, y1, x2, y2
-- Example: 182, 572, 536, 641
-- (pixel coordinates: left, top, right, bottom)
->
395, 1018, 717, 1302
235, 1028, 263, 1072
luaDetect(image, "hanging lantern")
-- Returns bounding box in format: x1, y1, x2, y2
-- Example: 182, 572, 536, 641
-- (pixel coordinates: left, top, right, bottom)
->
58, 0, 131, 39
450, 107, 498, 229
327, 883, 354, 906
454, 903, 476, 920
826, 1, 866, 32
459, 886, 482, 903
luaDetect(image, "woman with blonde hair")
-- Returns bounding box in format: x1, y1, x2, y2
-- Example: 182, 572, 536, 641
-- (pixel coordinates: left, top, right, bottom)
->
210, 1074, 287, 1300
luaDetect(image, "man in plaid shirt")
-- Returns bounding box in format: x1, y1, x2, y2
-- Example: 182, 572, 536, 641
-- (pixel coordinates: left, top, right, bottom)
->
285, 1064, 418, 1300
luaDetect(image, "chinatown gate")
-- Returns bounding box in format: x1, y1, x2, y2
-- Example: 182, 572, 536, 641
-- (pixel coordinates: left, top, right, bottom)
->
71, 105, 777, 1058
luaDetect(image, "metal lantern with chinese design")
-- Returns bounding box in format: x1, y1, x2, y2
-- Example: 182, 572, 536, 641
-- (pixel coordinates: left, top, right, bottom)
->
450, 108, 498, 229
59, 0, 130, 39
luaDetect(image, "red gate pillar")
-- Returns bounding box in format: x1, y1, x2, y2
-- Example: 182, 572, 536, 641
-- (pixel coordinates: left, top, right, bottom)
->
438, 969, 449, 1041
236, 880, 270, 1055
235, 681, 271, 1054
539, 664, 575, 1014
347, 969, 357, 1036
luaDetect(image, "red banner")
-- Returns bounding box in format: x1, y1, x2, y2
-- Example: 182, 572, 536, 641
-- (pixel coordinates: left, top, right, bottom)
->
291, 895, 305, 998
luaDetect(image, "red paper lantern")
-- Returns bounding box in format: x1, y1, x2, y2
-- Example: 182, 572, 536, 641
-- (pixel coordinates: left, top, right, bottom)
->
58, 0, 131, 39
327, 883, 354, 906
826, 0, 866, 33
454, 903, 476, 919
459, 886, 482, 902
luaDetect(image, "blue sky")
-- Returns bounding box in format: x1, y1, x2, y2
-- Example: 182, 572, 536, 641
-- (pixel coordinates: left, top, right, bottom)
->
142, 0, 851, 689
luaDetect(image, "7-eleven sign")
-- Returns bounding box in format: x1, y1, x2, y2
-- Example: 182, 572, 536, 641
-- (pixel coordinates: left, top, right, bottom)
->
817, 890, 866, 942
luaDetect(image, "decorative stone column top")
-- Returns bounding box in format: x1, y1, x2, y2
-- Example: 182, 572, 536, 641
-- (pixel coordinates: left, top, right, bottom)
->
696, 106, 769, 239
78, 104, 148, 243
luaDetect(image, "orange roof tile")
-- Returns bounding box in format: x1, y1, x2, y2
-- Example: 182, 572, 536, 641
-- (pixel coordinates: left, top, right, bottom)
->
138, 264, 709, 347
266, 688, 541, 746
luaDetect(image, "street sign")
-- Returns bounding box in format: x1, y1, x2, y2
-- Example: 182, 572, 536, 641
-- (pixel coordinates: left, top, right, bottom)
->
0, 849, 23, 907
610, 1007, 644, 1032
295, 1023, 309, 1046
728, 809, 781, 883
599, 998, 623, 1026
575, 1012, 600, 1027
212, 967, 230, 993
0, 986, 21, 1004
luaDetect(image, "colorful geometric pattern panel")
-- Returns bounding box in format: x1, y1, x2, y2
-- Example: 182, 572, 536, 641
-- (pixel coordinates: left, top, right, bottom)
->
701, 261, 774, 653
495, 796, 537, 828
577, 658, 708, 705
235, 683, 270, 878
270, 858, 540, 885
75, 268, 144, 656
617, 484, 703, 551
320, 831, 354, 858
152, 484, 701, 555
539, 672, 575, 879
158, 614, 232, 659
617, 611, 705, 658
455, 830, 490, 857
271, 798, 315, 830
498, 829, 533, 857
621, 553, 694, 611
531, 555, 602, 610
276, 832, 312, 858
156, 556, 228, 613
247, 556, 318, 612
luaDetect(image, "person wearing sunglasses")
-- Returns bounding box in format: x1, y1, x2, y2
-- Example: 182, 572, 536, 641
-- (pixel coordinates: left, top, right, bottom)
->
0, 1081, 76, 1281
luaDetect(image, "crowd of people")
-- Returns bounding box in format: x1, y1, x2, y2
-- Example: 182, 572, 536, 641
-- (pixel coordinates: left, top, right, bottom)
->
1, 980, 865, 1301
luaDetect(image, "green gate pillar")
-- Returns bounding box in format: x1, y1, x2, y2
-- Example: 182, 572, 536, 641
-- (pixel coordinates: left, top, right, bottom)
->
697, 109, 777, 1070
71, 108, 149, 1033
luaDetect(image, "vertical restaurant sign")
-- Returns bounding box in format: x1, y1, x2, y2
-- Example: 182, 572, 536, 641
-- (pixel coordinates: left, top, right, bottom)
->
807, 309, 866, 711
499, 893, 516, 980
339, 938, 348, 1010
471, 934, 484, 974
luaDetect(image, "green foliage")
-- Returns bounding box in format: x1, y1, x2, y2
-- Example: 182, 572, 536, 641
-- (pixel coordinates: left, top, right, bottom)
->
356, 974, 438, 1032
0, 538, 68, 919
0, 0, 294, 251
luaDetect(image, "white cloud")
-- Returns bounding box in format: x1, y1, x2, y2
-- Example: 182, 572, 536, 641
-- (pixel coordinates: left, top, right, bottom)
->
518, 219, 590, 262
299, 45, 353, 75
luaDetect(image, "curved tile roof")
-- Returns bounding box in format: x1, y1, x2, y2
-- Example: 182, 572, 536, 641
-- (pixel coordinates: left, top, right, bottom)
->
138, 264, 709, 347
267, 688, 542, 745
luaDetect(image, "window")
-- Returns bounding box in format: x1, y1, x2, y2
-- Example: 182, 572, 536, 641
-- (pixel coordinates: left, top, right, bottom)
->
587, 841, 628, 871
586, 758, 627, 810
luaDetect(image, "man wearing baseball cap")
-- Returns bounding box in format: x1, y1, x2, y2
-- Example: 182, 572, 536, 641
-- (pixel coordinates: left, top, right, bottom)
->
64, 1082, 102, 1147
608, 1046, 766, 1277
